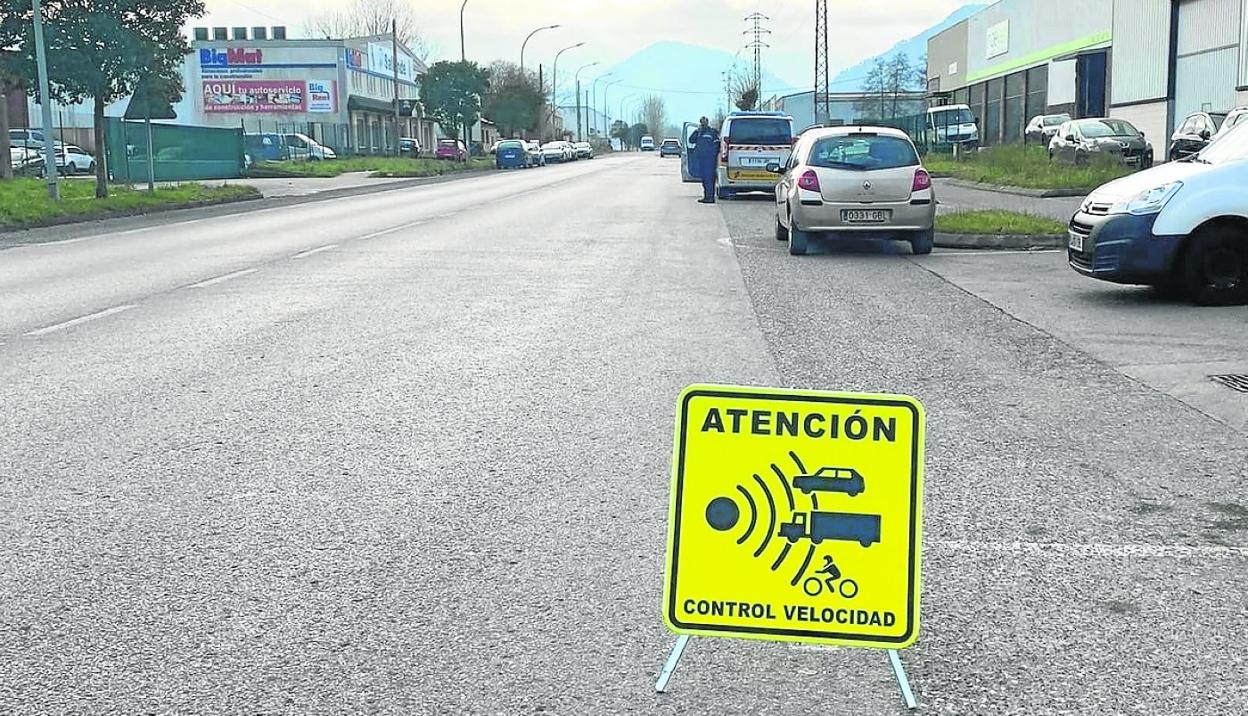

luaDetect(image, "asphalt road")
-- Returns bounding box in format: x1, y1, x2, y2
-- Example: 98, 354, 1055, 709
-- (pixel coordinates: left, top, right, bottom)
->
1, 154, 1245, 715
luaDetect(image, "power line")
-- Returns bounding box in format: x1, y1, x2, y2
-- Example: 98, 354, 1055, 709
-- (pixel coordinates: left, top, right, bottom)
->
220, 0, 287, 25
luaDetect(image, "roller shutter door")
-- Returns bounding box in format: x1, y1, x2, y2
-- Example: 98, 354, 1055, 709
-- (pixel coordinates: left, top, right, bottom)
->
1174, 0, 1242, 118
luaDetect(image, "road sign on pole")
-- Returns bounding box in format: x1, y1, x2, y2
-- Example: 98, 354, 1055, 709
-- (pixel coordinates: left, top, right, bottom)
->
656, 384, 925, 706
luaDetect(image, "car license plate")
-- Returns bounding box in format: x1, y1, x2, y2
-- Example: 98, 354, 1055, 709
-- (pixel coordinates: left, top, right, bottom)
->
1068, 231, 1085, 252
842, 209, 891, 224
739, 156, 771, 167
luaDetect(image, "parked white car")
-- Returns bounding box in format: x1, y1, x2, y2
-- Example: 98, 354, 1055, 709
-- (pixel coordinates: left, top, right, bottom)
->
540, 141, 570, 163
1068, 119, 1248, 305
283, 133, 336, 161
54, 145, 96, 175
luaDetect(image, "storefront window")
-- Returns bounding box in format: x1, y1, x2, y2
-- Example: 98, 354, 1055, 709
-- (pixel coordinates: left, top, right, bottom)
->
1025, 65, 1048, 127
984, 78, 1003, 146
1004, 71, 1026, 144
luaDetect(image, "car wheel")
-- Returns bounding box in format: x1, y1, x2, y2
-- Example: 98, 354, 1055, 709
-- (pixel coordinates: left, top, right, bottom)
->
1180, 224, 1248, 306
910, 229, 935, 255
63, 162, 76, 175
775, 214, 789, 242
788, 222, 810, 256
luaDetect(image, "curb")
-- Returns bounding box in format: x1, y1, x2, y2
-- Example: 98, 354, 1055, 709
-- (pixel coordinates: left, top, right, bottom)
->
0, 192, 261, 234
943, 178, 1089, 198
935, 232, 1066, 250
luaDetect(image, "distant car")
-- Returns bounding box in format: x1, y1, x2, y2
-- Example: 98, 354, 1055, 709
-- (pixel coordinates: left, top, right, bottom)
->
573, 141, 593, 159
1168, 111, 1227, 162
399, 137, 421, 157
771, 126, 935, 256
540, 141, 568, 163
659, 138, 681, 157
495, 139, 531, 169
8, 128, 64, 150
1068, 118, 1248, 305
640, 135, 656, 151
283, 133, 336, 161
53, 144, 96, 175
562, 141, 577, 161
1049, 118, 1153, 168
244, 133, 291, 162
525, 141, 546, 166
9, 146, 45, 177
435, 138, 467, 162
1025, 113, 1071, 146
1214, 106, 1248, 140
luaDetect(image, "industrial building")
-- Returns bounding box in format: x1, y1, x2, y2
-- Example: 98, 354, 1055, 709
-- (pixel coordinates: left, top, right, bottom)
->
927, 0, 1248, 148
762, 91, 927, 132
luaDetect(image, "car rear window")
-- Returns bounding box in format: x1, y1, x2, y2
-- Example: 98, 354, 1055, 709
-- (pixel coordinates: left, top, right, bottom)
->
807, 135, 918, 171
438, 140, 457, 146
498, 141, 524, 150
728, 118, 791, 145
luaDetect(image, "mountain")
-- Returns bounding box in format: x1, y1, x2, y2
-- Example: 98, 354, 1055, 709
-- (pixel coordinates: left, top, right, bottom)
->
575, 41, 800, 130
827, 4, 986, 93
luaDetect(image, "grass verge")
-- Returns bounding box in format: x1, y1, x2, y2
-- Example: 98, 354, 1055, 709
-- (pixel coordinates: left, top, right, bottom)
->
923, 145, 1133, 191
250, 157, 495, 179
936, 210, 1066, 236
0, 179, 260, 230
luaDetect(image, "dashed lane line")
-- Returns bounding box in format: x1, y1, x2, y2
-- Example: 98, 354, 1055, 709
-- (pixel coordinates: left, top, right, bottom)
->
25, 305, 138, 337
186, 268, 259, 289
292, 244, 339, 259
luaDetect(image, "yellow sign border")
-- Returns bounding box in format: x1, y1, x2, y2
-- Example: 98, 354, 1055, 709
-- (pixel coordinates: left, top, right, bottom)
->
662, 384, 926, 648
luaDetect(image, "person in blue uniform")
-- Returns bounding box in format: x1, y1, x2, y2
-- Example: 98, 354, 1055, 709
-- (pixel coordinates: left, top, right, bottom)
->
688, 116, 721, 204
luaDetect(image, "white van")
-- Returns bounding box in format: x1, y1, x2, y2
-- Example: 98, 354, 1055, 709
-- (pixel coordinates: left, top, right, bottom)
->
925, 104, 979, 149
716, 111, 795, 199
283, 133, 337, 161
640, 135, 656, 151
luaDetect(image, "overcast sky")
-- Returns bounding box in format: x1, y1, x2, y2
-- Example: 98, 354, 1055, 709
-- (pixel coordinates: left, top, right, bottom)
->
202, 0, 970, 88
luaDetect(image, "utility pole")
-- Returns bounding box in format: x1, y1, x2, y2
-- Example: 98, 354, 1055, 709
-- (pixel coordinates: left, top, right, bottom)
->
575, 79, 582, 142
815, 0, 830, 124
32, 0, 59, 200
392, 19, 401, 156
743, 12, 771, 105
538, 64, 545, 139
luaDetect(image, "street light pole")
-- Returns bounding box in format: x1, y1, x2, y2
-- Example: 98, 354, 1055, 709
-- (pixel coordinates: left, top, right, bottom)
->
574, 62, 599, 142
601, 78, 623, 138
551, 42, 584, 139
459, 0, 469, 61
591, 72, 615, 139
31, 0, 58, 200
520, 24, 559, 74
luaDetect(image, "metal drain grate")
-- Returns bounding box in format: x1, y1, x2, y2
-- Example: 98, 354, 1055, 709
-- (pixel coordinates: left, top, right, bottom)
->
1209, 375, 1248, 393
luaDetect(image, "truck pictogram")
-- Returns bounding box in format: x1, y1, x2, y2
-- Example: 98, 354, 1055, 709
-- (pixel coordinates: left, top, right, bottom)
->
778, 511, 881, 547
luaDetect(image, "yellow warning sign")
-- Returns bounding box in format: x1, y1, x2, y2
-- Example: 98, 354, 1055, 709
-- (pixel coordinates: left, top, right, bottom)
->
662, 385, 925, 648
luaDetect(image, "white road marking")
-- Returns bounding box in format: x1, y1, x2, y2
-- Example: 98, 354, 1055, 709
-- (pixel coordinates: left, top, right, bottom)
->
26, 304, 138, 336
29, 236, 94, 248
929, 539, 1246, 558
930, 249, 1063, 257
292, 244, 339, 259
186, 268, 258, 289
358, 221, 427, 241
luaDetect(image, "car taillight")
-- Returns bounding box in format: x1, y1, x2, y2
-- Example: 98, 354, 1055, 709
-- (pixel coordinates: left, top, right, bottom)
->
912, 168, 932, 192
797, 170, 820, 192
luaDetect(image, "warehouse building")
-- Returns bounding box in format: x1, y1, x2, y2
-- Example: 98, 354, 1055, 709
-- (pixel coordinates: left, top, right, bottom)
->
185, 29, 433, 154
1110, 0, 1248, 146
926, 0, 1114, 146
928, 0, 1248, 149
763, 91, 927, 132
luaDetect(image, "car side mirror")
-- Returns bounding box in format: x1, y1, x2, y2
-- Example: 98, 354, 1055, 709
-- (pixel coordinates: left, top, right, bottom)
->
1200, 130, 1211, 140
1065, 134, 1076, 143
766, 162, 783, 174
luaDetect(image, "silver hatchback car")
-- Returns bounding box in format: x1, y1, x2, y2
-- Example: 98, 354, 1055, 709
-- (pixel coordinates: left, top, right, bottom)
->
770, 126, 936, 256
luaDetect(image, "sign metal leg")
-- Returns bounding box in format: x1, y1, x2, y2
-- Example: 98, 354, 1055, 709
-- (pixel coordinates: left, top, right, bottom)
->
654, 635, 690, 693
887, 649, 918, 710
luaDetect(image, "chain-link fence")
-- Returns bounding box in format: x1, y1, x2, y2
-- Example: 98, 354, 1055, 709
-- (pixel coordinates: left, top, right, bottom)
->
238, 119, 407, 158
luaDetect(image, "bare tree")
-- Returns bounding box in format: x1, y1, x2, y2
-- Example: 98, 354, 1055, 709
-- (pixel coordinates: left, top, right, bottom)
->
306, 0, 429, 59
642, 95, 666, 141
725, 65, 759, 111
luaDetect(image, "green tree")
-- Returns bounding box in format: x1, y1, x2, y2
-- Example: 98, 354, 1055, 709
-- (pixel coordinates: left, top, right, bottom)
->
420, 60, 489, 141
610, 119, 629, 148
482, 61, 543, 137
0, 0, 206, 198
629, 122, 648, 149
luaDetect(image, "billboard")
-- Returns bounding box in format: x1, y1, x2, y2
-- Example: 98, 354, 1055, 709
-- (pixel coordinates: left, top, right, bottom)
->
307, 81, 336, 113
202, 80, 306, 113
